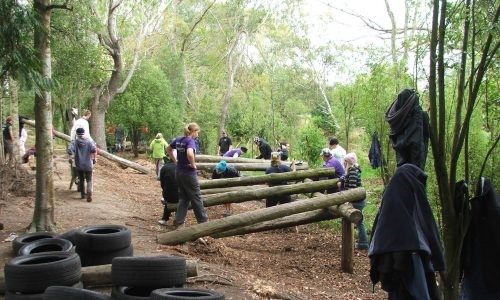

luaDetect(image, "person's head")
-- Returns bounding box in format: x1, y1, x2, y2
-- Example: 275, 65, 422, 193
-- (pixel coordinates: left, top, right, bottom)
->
6, 116, 13, 124
329, 137, 339, 149
215, 160, 227, 174
344, 152, 358, 169
76, 127, 85, 137
163, 156, 171, 164
253, 137, 260, 145
183, 122, 200, 137
156, 132, 163, 139
221, 131, 227, 137
270, 152, 281, 166
240, 146, 248, 153
320, 148, 332, 161
82, 110, 91, 120
71, 107, 78, 117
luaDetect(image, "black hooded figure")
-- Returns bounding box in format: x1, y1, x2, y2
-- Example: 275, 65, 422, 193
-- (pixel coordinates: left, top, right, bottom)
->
369, 164, 445, 300
385, 89, 430, 170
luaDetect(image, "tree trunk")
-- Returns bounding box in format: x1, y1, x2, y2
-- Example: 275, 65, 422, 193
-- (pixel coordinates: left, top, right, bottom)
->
196, 154, 270, 163
31, 0, 56, 232
8, 76, 20, 169
167, 179, 343, 211
196, 162, 308, 172
199, 168, 333, 189
157, 188, 365, 245
212, 209, 339, 238
90, 94, 108, 148
341, 218, 354, 273
201, 185, 267, 195
23, 119, 149, 174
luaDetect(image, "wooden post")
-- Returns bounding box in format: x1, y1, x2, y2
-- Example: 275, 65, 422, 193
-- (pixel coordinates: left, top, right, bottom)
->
157, 188, 365, 245
22, 119, 149, 174
199, 168, 335, 189
341, 218, 354, 273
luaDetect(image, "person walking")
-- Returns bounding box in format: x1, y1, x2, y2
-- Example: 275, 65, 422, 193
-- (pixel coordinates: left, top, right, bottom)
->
340, 153, 368, 250
68, 128, 97, 202
150, 132, 168, 178
320, 148, 345, 193
328, 137, 346, 165
115, 125, 125, 153
217, 131, 232, 156
254, 137, 272, 160
158, 156, 179, 225
264, 152, 292, 207
167, 122, 208, 228
223, 146, 248, 158
2, 116, 14, 165
212, 160, 240, 216
70, 110, 93, 142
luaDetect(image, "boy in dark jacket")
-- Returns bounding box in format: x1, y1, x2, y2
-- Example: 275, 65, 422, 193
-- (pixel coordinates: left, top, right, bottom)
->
264, 152, 292, 207
68, 128, 97, 202
254, 137, 272, 160
158, 156, 179, 225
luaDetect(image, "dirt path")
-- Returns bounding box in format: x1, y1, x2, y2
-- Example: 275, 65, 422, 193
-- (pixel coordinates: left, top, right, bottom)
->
0, 153, 386, 299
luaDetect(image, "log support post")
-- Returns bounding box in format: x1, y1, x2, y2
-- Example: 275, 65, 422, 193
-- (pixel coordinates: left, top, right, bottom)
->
341, 217, 354, 273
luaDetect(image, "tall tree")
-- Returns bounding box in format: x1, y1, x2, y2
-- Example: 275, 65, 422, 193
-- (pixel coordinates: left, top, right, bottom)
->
428, 0, 499, 298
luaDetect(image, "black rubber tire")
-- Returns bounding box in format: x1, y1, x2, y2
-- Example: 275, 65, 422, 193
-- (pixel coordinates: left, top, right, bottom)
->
4, 252, 82, 294
150, 288, 225, 300
111, 286, 156, 300
43, 286, 111, 300
4, 291, 45, 300
58, 228, 80, 245
74, 224, 131, 252
112, 256, 187, 288
12, 232, 58, 254
76, 244, 133, 267
18, 238, 74, 256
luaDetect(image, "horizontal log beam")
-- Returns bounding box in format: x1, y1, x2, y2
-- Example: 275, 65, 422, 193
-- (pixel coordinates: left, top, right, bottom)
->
201, 185, 267, 195
196, 154, 267, 163
166, 179, 341, 211
157, 188, 366, 245
212, 208, 340, 238
196, 162, 308, 171
199, 168, 334, 189
23, 119, 149, 174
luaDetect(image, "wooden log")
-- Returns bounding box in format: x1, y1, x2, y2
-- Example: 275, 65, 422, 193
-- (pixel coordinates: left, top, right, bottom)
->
157, 188, 366, 245
201, 185, 267, 195
196, 154, 267, 163
166, 179, 341, 211
22, 119, 149, 174
212, 208, 341, 238
341, 218, 354, 273
0, 259, 199, 293
196, 162, 309, 171
199, 168, 334, 189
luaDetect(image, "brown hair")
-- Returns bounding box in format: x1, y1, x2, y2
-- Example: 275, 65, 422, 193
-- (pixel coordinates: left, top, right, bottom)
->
6, 116, 13, 123
82, 110, 91, 117
183, 122, 200, 136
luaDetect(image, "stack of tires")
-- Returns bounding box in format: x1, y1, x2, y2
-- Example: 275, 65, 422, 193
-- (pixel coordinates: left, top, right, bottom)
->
60, 224, 133, 267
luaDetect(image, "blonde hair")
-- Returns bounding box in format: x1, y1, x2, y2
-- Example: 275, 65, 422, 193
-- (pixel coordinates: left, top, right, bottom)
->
82, 110, 91, 117
183, 122, 200, 136
156, 132, 163, 139
344, 152, 358, 169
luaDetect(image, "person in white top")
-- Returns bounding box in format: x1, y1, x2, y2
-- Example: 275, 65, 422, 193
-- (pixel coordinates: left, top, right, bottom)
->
329, 137, 346, 165
19, 123, 28, 156
70, 110, 93, 142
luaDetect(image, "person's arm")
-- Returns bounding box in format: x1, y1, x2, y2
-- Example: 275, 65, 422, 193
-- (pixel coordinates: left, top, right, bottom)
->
166, 145, 176, 163
187, 148, 196, 169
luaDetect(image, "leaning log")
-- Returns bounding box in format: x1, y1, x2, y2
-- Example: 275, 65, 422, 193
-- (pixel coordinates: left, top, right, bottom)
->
196, 154, 268, 163
196, 162, 308, 171
201, 185, 267, 195
212, 208, 340, 238
166, 179, 340, 211
22, 119, 149, 174
157, 188, 366, 245
199, 168, 334, 189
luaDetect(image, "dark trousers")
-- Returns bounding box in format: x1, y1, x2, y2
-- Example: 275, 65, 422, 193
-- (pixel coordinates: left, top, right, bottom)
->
174, 173, 208, 225
266, 196, 292, 207
78, 170, 93, 198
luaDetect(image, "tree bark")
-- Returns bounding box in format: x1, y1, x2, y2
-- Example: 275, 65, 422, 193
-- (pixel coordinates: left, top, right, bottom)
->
23, 119, 149, 174
167, 179, 342, 211
196, 162, 308, 171
157, 188, 365, 245
341, 218, 354, 273
212, 209, 340, 238
31, 0, 56, 232
8, 76, 20, 169
201, 185, 267, 195
199, 168, 331, 190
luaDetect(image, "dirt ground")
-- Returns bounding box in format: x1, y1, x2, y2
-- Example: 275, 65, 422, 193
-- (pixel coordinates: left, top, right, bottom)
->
0, 151, 387, 300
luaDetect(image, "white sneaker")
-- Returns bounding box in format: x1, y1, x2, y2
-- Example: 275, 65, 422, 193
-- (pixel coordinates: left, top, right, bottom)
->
158, 220, 168, 225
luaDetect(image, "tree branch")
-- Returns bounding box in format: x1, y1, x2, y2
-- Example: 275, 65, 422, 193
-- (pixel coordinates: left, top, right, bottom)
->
478, 134, 499, 180
46, 0, 72, 11
181, 0, 216, 53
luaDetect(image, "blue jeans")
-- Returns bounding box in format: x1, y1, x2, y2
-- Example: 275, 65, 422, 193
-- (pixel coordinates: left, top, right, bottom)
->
352, 200, 368, 249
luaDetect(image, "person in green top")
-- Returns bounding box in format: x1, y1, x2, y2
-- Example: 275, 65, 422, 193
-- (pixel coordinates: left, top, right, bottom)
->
150, 132, 168, 177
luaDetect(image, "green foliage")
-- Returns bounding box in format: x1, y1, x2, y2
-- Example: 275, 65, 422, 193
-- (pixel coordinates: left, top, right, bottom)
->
296, 121, 324, 167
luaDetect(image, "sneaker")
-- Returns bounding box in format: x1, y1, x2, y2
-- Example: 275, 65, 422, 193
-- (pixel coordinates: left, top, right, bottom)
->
4, 233, 17, 242
86, 195, 92, 202
158, 220, 168, 225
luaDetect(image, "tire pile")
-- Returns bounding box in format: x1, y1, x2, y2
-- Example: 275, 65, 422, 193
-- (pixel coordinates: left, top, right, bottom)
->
3, 225, 225, 299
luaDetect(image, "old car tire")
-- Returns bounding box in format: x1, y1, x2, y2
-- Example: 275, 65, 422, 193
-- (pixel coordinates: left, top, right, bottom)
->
12, 232, 58, 254
74, 225, 131, 252
150, 288, 225, 300
58, 228, 80, 245
18, 238, 74, 256
4, 291, 45, 300
112, 256, 186, 288
4, 252, 81, 294
76, 244, 133, 267
43, 286, 110, 300
111, 286, 156, 300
